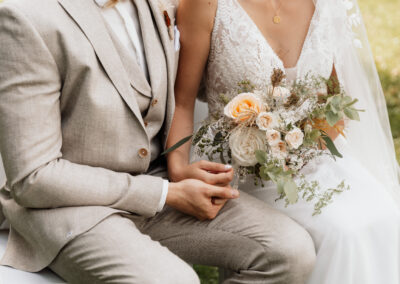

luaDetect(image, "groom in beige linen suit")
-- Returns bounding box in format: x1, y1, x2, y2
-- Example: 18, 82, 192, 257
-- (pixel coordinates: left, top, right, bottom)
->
0, 0, 316, 282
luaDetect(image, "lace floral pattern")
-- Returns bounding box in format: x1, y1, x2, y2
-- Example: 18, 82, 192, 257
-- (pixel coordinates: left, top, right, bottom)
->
342, 0, 363, 48
201, 0, 338, 115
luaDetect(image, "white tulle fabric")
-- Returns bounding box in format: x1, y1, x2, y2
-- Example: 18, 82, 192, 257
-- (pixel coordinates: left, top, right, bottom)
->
200, 0, 400, 282
332, 0, 400, 204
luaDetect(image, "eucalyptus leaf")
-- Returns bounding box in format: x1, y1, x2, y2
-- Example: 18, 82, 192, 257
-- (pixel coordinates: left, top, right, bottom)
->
255, 150, 268, 164
267, 167, 284, 184
344, 107, 360, 121
326, 110, 341, 126
267, 171, 278, 183
259, 166, 270, 180
161, 135, 193, 155
303, 138, 313, 147
329, 96, 342, 113
326, 104, 337, 115
310, 129, 321, 141
277, 177, 285, 195
283, 177, 299, 204
344, 97, 358, 107
321, 134, 343, 158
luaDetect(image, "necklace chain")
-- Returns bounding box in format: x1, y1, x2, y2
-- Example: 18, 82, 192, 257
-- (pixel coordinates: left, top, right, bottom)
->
270, 0, 283, 24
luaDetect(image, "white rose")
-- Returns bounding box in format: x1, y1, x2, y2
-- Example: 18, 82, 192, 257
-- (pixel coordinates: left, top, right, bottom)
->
229, 127, 267, 167
266, 129, 281, 146
268, 86, 291, 102
256, 112, 277, 131
285, 127, 304, 149
271, 141, 288, 160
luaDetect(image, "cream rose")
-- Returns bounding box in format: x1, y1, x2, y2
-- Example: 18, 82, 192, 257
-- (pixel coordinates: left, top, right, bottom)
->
268, 86, 291, 102
285, 127, 304, 149
266, 129, 281, 146
224, 93, 263, 122
256, 112, 277, 131
271, 141, 288, 160
229, 127, 267, 166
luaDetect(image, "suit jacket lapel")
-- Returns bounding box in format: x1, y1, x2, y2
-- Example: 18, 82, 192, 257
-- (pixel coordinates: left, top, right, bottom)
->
104, 21, 152, 98
58, 0, 146, 129
134, 0, 165, 101
147, 0, 175, 86
147, 0, 176, 145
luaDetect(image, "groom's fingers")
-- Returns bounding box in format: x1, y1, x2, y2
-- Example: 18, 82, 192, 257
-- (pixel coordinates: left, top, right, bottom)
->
201, 171, 233, 185
211, 197, 226, 205
207, 186, 239, 199
199, 160, 232, 172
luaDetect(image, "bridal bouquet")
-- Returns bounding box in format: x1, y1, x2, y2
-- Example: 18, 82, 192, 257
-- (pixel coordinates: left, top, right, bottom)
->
166, 69, 363, 214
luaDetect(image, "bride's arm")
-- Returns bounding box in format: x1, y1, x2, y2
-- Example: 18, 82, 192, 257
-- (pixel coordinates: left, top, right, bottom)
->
167, 0, 233, 185
320, 66, 345, 145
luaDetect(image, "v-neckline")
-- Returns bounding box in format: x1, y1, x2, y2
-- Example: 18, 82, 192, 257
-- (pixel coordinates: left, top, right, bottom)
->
234, 0, 318, 70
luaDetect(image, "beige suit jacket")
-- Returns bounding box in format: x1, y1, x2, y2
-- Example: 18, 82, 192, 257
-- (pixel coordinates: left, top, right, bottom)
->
0, 0, 178, 272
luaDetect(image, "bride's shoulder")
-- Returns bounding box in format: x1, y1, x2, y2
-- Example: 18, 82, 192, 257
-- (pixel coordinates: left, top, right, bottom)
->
177, 0, 218, 33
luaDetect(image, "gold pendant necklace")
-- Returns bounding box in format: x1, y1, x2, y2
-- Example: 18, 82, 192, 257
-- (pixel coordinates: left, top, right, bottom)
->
270, 0, 283, 24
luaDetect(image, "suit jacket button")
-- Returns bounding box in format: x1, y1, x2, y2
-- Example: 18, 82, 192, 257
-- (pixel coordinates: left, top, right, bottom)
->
138, 148, 148, 158
144, 121, 149, 127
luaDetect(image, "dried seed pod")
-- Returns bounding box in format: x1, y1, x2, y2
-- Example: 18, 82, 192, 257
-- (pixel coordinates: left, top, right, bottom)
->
271, 68, 285, 87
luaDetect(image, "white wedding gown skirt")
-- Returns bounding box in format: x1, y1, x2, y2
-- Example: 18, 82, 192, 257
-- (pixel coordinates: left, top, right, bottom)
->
195, 101, 400, 283
238, 136, 400, 284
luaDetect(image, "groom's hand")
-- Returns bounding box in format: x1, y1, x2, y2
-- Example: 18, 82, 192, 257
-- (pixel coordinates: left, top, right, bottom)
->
169, 160, 234, 186
166, 179, 240, 220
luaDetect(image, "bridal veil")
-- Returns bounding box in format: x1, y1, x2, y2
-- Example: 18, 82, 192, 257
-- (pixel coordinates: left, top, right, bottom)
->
330, 0, 400, 205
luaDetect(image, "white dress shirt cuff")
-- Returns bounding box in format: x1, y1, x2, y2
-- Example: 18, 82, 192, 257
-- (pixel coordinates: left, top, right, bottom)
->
157, 179, 169, 212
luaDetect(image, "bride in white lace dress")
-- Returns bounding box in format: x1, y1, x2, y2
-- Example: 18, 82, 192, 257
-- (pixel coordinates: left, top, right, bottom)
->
167, 0, 400, 282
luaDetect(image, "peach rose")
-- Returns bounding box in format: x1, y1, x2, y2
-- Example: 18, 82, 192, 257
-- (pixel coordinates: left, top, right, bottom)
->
266, 129, 281, 146
271, 141, 288, 160
285, 127, 304, 149
224, 93, 263, 122
256, 112, 277, 131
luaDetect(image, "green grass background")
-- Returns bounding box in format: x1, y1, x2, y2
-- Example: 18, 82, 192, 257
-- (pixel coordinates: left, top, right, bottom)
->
195, 0, 400, 282
361, 0, 400, 162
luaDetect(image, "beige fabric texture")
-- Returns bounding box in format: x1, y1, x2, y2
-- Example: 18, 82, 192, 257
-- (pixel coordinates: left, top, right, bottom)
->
49, 192, 316, 284
0, 0, 176, 272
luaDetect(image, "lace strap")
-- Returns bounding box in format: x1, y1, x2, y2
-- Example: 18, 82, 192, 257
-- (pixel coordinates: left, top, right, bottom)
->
209, 0, 229, 62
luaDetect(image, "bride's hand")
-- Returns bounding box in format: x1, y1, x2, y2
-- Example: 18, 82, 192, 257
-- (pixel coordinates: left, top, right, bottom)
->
169, 160, 234, 186
319, 119, 345, 149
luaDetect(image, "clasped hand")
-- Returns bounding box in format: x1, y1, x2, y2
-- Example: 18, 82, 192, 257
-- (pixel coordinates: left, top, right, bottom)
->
166, 160, 239, 220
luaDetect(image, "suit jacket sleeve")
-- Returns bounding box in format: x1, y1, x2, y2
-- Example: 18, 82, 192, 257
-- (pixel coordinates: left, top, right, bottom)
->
0, 4, 164, 217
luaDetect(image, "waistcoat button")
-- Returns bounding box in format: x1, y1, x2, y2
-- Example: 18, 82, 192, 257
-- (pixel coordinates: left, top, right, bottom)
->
138, 148, 148, 158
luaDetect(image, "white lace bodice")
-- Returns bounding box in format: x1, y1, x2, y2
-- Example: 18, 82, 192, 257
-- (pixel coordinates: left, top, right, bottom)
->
201, 0, 337, 115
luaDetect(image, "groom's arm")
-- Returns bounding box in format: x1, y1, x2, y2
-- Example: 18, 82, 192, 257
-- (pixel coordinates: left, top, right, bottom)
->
0, 4, 165, 217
